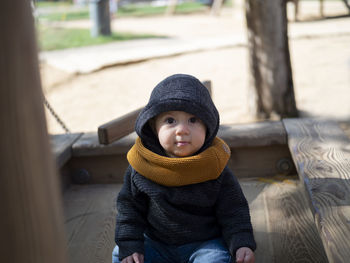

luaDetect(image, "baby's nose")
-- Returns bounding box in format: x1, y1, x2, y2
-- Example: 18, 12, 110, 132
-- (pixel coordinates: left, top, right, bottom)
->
176, 123, 190, 135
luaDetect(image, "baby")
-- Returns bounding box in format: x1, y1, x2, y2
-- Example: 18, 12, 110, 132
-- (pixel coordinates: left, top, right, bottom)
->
113, 74, 256, 263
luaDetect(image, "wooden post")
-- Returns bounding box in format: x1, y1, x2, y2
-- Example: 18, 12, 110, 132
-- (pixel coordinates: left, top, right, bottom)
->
210, 0, 224, 16
90, 0, 111, 37
245, 0, 298, 120
320, 0, 324, 17
166, 0, 178, 15
0, 1, 68, 263
291, 0, 299, 21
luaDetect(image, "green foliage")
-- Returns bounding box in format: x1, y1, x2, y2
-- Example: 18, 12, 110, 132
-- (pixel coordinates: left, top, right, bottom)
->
36, 1, 209, 21
173, 2, 209, 14
39, 10, 89, 21
36, 1, 71, 8
118, 2, 208, 17
37, 26, 161, 51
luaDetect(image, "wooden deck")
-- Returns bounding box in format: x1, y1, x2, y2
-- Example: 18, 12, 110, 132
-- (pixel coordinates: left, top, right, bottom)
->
284, 118, 350, 262
56, 118, 350, 263
63, 184, 122, 263
63, 178, 327, 263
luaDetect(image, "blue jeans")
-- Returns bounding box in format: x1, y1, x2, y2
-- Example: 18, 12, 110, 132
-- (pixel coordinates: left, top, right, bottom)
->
112, 236, 232, 263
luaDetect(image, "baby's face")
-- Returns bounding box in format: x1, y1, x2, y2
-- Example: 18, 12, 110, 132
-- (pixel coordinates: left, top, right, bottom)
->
154, 111, 206, 158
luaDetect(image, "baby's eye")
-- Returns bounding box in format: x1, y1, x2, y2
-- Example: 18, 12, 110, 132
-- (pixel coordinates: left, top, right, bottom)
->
189, 117, 198, 123
165, 117, 175, 124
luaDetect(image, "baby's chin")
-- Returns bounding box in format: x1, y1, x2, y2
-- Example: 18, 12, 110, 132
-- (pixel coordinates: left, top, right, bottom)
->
166, 150, 197, 158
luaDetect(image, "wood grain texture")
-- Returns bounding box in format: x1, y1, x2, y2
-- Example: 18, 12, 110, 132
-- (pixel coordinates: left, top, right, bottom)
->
263, 178, 328, 262
64, 184, 122, 263
240, 178, 328, 262
283, 118, 350, 263
63, 180, 327, 263
240, 180, 273, 262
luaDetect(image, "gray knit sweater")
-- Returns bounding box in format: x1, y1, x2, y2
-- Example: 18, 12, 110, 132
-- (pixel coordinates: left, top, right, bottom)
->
115, 165, 256, 260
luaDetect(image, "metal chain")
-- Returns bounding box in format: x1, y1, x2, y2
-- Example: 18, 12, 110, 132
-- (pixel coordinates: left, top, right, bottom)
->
43, 96, 71, 134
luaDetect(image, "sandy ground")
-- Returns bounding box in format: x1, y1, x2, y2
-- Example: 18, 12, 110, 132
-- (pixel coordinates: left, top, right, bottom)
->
40, 1, 350, 135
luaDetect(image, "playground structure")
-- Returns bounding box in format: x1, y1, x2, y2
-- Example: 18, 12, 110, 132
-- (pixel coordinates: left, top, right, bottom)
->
51, 108, 350, 263
288, 0, 350, 21
2, 1, 350, 263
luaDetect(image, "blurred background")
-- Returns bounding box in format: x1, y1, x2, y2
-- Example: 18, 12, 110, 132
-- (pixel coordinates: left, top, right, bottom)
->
33, 0, 350, 134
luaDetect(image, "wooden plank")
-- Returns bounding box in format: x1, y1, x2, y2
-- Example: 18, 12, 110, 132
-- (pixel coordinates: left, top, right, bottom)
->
229, 145, 295, 178
50, 133, 83, 168
218, 121, 287, 147
77, 122, 287, 157
240, 179, 273, 262
240, 178, 328, 262
98, 107, 143, 145
64, 179, 326, 263
73, 132, 137, 157
70, 122, 294, 183
283, 118, 350, 263
97, 81, 212, 145
68, 154, 129, 184
63, 184, 122, 263
262, 177, 328, 262
69, 145, 293, 184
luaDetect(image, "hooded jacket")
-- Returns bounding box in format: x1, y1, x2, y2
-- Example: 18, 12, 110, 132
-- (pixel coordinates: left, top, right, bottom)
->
115, 74, 256, 260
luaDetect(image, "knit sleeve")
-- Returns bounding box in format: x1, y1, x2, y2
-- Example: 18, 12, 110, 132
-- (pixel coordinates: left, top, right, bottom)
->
115, 166, 148, 260
215, 167, 256, 256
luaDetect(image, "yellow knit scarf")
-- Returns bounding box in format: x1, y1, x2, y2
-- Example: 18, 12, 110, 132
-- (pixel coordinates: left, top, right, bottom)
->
127, 137, 231, 187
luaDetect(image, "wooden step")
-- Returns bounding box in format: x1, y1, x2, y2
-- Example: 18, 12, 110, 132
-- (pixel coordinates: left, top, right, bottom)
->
63, 184, 122, 263
63, 178, 326, 263
283, 118, 350, 263
243, 177, 327, 262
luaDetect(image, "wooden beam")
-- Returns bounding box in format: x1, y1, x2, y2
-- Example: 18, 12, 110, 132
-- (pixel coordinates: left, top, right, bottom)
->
283, 118, 350, 263
83, 121, 287, 157
218, 121, 287, 147
0, 1, 68, 263
97, 81, 212, 145
70, 121, 294, 183
98, 107, 143, 145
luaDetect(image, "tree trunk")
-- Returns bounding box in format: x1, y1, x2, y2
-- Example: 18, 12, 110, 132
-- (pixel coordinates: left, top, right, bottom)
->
0, 1, 68, 263
245, 0, 298, 119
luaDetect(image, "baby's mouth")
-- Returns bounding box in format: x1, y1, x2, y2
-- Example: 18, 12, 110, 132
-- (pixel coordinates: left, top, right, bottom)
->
175, 141, 190, 147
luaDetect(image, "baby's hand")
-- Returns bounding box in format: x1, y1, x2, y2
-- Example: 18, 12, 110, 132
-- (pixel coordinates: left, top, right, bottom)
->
121, 252, 144, 263
236, 247, 255, 263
